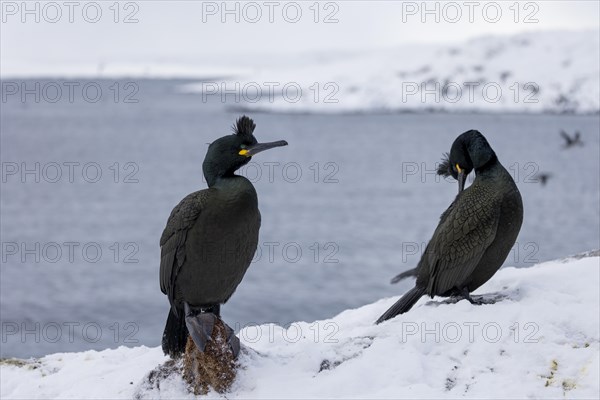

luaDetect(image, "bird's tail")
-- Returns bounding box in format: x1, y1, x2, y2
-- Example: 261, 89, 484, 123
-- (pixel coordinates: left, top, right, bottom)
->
390, 267, 418, 284
375, 286, 426, 324
161, 308, 188, 358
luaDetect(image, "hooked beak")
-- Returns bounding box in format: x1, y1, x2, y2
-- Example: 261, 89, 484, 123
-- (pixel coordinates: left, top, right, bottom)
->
240, 140, 288, 157
457, 170, 466, 193
455, 163, 466, 194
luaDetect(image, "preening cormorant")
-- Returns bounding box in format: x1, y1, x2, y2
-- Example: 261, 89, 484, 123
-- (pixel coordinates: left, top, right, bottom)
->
377, 130, 523, 323
160, 116, 287, 358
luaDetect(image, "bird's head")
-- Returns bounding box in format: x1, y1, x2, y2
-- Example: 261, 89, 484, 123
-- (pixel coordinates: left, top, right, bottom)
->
203, 116, 288, 186
437, 130, 497, 193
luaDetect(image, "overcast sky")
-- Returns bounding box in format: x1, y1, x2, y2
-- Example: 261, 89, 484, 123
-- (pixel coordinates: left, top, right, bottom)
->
1, 1, 599, 70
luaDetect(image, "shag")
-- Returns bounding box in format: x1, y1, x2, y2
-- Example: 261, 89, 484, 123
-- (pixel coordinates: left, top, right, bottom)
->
560, 130, 583, 148
534, 172, 552, 186
377, 130, 523, 323
160, 116, 287, 358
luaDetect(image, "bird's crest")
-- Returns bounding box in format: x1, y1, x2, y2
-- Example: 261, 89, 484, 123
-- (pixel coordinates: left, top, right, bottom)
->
233, 116, 256, 139
437, 152, 452, 177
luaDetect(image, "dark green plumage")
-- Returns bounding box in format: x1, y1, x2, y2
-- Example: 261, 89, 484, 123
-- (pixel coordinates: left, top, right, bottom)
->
377, 130, 523, 323
160, 116, 287, 357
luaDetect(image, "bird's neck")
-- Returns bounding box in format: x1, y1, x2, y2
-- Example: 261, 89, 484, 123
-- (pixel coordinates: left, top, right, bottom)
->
475, 157, 514, 185
203, 161, 239, 188
474, 154, 499, 176
212, 175, 255, 193
212, 175, 258, 207
205, 172, 234, 188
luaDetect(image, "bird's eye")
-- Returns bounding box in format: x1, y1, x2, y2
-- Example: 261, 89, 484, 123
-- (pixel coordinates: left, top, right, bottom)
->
240, 144, 247, 149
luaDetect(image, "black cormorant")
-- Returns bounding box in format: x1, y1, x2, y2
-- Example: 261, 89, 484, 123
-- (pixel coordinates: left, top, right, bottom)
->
160, 116, 287, 357
560, 130, 583, 148
377, 130, 523, 323
534, 172, 552, 186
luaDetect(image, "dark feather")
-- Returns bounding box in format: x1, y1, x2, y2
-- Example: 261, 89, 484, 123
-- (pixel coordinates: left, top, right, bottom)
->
425, 187, 501, 296
233, 115, 256, 139
390, 266, 418, 284
160, 190, 208, 312
376, 286, 426, 324
437, 152, 452, 177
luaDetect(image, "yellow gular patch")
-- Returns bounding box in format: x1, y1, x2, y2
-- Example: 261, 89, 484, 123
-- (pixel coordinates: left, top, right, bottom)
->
455, 163, 462, 173
239, 149, 250, 156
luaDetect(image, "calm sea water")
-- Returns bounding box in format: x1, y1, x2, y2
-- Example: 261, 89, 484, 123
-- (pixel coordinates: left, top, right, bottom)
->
1, 79, 599, 358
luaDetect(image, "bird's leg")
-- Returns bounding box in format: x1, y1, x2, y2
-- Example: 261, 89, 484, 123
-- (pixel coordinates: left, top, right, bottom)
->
212, 304, 221, 317
450, 287, 473, 304
458, 287, 496, 305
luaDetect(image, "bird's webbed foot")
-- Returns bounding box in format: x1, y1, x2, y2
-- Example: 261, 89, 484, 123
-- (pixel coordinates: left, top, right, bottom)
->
184, 303, 216, 353
452, 288, 478, 305
468, 295, 497, 305
455, 288, 496, 305
224, 322, 240, 358
184, 302, 240, 358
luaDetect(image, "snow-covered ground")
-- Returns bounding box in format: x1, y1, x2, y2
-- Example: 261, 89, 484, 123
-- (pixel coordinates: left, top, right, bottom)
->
182, 30, 600, 114
2, 253, 598, 399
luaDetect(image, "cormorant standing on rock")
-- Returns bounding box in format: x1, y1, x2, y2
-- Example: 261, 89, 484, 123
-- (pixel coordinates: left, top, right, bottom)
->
160, 116, 287, 357
377, 130, 523, 323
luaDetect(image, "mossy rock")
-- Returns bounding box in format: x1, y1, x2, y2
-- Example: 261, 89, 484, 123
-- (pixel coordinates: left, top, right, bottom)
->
182, 318, 237, 395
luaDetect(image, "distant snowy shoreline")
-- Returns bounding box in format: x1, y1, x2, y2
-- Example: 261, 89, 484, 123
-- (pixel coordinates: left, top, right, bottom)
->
187, 30, 600, 115
3, 30, 598, 115
226, 104, 600, 116
3, 252, 599, 399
